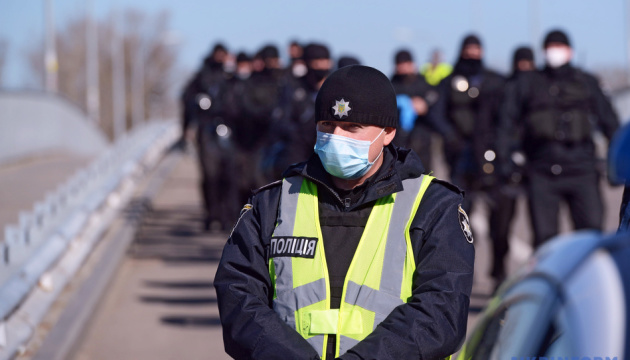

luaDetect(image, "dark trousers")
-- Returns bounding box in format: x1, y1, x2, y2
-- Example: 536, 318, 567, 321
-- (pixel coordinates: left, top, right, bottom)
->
527, 170, 603, 248
196, 125, 240, 230
487, 186, 518, 280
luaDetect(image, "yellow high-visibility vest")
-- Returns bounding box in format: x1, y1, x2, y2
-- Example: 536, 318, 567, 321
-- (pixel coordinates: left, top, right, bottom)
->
421, 62, 453, 86
269, 174, 434, 359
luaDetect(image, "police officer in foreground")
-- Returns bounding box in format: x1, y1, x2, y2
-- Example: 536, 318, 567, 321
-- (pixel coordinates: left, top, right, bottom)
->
214, 65, 474, 359
502, 29, 619, 248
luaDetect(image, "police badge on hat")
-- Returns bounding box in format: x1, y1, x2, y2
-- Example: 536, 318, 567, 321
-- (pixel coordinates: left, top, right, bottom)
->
458, 205, 473, 244
332, 98, 351, 119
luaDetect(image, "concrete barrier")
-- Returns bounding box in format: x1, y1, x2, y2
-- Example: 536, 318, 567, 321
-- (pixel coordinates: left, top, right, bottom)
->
0, 91, 108, 166
0, 120, 180, 360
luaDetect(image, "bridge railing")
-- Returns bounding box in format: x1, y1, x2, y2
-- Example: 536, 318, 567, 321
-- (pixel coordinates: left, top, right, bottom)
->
0, 120, 180, 359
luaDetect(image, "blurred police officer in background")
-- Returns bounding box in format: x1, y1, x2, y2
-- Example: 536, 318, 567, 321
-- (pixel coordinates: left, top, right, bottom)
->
491, 46, 536, 287
221, 51, 269, 207
215, 65, 474, 360
390, 49, 440, 171
179, 74, 198, 148
263, 43, 333, 182
420, 49, 453, 87
336, 55, 361, 69
231, 45, 288, 205
288, 40, 307, 79
183, 43, 238, 231
432, 34, 506, 213
502, 29, 619, 248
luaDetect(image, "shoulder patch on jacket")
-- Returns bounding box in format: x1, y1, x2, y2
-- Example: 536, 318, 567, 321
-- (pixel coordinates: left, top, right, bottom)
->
239, 203, 253, 216
252, 180, 283, 195
458, 205, 474, 244
431, 178, 464, 195
229, 203, 254, 238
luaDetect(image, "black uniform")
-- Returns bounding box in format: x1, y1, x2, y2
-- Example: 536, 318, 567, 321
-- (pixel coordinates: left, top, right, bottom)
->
390, 73, 440, 171
180, 76, 198, 138
214, 145, 474, 359
502, 63, 619, 246
490, 49, 536, 283
281, 76, 319, 161
225, 65, 287, 203
432, 57, 506, 212
263, 68, 324, 181
189, 56, 239, 230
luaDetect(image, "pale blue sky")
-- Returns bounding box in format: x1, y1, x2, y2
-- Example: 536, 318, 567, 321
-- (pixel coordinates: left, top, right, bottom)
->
1, 0, 628, 89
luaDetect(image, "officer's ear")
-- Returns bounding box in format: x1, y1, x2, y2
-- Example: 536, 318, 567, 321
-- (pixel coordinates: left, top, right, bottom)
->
383, 127, 396, 146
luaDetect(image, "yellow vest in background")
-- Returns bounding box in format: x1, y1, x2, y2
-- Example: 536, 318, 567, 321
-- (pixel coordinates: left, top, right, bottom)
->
421, 62, 453, 86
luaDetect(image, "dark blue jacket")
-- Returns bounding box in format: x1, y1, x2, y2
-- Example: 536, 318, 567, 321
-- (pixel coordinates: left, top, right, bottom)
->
214, 145, 475, 359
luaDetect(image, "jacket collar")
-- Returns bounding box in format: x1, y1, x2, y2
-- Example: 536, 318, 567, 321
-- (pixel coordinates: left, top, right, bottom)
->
283, 145, 426, 209
543, 63, 575, 79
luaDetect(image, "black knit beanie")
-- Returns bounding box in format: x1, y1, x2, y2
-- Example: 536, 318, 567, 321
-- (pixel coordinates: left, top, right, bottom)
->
337, 56, 361, 68
513, 46, 534, 62
462, 35, 482, 48
303, 43, 330, 61
315, 65, 398, 128
544, 30, 571, 48
394, 50, 413, 64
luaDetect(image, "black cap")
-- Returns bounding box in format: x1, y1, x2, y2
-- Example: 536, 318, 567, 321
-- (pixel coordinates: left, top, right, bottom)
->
513, 46, 534, 63
303, 43, 330, 61
462, 34, 482, 48
212, 42, 227, 54
260, 44, 279, 60
544, 29, 571, 48
236, 52, 250, 63
337, 56, 361, 68
315, 65, 398, 128
394, 50, 413, 64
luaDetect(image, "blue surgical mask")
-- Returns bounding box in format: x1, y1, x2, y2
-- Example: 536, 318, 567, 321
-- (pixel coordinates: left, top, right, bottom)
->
314, 128, 385, 179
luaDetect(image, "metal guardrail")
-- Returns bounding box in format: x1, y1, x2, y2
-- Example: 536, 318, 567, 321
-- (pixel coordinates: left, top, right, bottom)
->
0, 120, 180, 359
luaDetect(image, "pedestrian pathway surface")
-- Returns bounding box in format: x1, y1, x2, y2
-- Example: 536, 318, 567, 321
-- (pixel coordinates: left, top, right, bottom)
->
73, 150, 231, 360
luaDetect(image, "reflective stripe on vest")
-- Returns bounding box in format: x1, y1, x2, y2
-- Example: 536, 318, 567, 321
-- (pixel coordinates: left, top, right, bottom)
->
269, 174, 434, 359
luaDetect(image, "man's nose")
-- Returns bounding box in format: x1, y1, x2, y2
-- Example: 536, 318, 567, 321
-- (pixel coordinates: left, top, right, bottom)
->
332, 125, 348, 136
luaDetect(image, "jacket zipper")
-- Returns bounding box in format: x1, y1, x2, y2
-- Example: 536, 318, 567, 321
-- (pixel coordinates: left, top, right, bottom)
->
301, 173, 346, 207
301, 171, 397, 211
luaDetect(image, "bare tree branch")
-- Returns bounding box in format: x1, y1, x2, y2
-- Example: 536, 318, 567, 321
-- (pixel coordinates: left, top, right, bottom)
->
24, 9, 179, 141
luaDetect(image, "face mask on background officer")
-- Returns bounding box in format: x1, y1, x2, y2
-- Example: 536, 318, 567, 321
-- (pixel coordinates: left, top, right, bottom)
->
302, 43, 333, 90
543, 29, 573, 69
455, 35, 484, 76
545, 42, 572, 68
